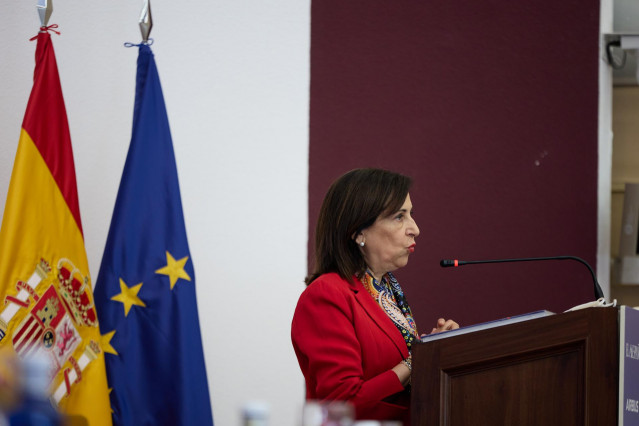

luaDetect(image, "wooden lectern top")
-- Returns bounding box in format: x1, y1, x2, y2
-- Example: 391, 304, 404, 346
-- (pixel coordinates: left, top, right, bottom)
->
411, 307, 619, 426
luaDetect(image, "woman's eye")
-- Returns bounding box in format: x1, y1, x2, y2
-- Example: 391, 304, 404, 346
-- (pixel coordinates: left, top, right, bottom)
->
395, 214, 404, 221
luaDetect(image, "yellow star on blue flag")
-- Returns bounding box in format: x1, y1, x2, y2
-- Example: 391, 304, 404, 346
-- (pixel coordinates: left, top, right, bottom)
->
100, 330, 118, 356
110, 279, 145, 316
155, 251, 191, 289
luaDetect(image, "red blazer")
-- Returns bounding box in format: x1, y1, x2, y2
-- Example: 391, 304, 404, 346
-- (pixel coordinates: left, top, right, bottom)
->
291, 272, 410, 424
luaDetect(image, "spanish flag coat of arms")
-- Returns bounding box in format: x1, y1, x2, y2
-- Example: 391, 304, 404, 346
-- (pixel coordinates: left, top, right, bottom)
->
0, 31, 112, 424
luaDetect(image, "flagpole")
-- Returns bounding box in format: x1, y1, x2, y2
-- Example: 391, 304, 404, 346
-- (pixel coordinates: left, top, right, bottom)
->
139, 0, 152, 43
93, 6, 214, 422
0, 5, 114, 422
36, 0, 52, 27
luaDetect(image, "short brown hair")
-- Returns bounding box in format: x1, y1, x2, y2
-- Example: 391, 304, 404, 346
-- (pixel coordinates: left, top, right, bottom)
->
306, 168, 412, 285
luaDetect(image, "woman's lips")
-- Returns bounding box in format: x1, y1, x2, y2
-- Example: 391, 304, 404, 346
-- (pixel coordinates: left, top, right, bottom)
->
408, 244, 416, 253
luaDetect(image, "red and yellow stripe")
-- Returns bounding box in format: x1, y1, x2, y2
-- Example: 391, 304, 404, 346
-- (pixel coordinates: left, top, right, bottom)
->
0, 32, 111, 425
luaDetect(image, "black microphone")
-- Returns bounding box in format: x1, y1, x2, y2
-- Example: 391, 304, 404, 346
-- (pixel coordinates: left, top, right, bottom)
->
440, 256, 604, 300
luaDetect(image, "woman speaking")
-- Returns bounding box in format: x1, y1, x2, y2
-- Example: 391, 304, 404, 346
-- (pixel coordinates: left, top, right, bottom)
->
291, 168, 458, 425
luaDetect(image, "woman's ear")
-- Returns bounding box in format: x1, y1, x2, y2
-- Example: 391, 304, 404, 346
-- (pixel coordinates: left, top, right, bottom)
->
353, 232, 365, 247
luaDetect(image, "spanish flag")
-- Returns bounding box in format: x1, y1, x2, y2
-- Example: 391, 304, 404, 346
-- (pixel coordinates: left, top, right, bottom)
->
0, 31, 112, 424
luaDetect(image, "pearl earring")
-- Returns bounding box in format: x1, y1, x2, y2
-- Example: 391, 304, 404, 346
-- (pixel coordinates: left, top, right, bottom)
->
359, 241, 365, 247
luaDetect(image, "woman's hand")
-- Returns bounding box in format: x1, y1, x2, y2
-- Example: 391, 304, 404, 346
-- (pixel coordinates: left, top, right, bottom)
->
391, 360, 411, 387
428, 318, 459, 335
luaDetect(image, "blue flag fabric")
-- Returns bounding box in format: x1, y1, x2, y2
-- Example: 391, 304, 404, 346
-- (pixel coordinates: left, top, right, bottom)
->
94, 44, 214, 426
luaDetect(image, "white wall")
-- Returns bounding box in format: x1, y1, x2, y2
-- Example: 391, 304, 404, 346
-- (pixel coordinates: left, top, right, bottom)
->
0, 2, 309, 425
600, 0, 613, 299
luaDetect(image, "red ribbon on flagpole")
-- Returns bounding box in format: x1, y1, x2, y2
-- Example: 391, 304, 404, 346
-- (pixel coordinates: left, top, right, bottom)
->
30, 24, 60, 41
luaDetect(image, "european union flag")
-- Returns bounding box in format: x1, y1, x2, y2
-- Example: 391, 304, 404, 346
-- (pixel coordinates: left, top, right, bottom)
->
94, 43, 214, 426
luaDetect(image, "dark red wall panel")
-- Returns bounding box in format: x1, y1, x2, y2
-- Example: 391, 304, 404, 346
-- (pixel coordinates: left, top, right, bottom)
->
309, 1, 600, 327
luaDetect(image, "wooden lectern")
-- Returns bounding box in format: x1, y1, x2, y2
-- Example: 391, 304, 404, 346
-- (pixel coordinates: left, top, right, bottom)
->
411, 308, 619, 425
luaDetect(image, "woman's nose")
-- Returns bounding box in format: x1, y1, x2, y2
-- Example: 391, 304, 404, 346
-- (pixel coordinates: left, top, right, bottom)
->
408, 217, 420, 238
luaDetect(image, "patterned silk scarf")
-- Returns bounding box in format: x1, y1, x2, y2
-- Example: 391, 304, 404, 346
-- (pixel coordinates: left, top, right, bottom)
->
360, 270, 420, 352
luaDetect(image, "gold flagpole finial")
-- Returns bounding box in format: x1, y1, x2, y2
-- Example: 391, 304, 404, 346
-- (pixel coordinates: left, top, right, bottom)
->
139, 0, 152, 43
37, 0, 53, 27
